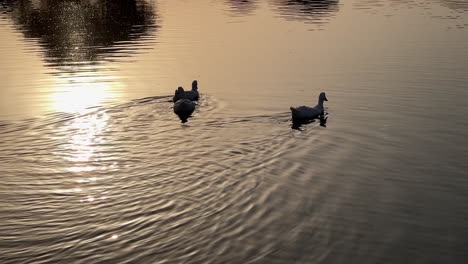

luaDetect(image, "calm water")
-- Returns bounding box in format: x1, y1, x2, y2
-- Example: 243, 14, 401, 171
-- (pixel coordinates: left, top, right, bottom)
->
1, 0, 468, 263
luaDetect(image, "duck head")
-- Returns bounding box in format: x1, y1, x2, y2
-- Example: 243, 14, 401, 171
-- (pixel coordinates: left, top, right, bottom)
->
319, 92, 328, 104
192, 80, 198, 91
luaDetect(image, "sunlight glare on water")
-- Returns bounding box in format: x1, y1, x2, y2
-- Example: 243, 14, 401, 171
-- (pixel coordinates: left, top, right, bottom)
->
49, 73, 123, 114
65, 113, 108, 164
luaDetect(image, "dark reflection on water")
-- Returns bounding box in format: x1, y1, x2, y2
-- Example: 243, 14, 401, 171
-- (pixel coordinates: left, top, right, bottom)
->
354, 0, 468, 10
270, 0, 340, 23
1, 0, 157, 67
225, 0, 258, 16
438, 0, 468, 12
354, 0, 468, 23
224, 0, 340, 23
291, 115, 327, 130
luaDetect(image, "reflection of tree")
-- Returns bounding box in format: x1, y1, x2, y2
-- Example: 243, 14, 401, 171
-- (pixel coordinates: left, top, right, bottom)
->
438, 0, 468, 12
2, 0, 157, 66
224, 0, 340, 23
354, 0, 468, 14
226, 0, 258, 16
270, 0, 340, 22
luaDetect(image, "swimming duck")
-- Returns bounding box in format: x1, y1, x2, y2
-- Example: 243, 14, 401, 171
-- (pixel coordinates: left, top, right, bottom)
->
173, 87, 196, 123
172, 80, 199, 102
290, 92, 328, 121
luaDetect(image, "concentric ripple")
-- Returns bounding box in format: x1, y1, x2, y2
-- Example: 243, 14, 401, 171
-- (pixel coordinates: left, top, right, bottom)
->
0, 95, 329, 263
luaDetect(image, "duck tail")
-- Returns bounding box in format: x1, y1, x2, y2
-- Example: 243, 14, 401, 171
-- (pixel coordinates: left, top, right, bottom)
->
173, 90, 181, 102
290, 107, 299, 119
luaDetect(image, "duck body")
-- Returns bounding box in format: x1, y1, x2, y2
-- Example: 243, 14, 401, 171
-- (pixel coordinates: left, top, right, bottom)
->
174, 98, 195, 115
174, 99, 195, 123
173, 86, 196, 122
290, 105, 323, 121
290, 92, 328, 122
183, 90, 199, 101
172, 80, 199, 102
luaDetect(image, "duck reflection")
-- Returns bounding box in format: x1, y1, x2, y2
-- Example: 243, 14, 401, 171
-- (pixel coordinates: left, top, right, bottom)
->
3, 0, 157, 66
226, 0, 258, 16
270, 0, 340, 22
292, 115, 327, 130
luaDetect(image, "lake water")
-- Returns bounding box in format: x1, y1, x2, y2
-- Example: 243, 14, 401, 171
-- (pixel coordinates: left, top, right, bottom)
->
1, 0, 468, 263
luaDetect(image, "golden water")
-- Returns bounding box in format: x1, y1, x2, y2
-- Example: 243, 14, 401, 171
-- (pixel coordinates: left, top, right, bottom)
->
1, 0, 468, 263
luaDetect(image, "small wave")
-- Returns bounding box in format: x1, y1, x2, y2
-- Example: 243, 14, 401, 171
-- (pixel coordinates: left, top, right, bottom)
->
0, 93, 334, 263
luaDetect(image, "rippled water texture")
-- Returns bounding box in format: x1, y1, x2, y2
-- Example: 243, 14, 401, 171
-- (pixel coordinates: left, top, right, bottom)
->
1, 0, 468, 263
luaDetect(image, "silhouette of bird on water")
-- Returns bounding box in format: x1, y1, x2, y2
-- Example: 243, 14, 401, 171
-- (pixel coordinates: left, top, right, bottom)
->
173, 87, 196, 123
290, 92, 328, 121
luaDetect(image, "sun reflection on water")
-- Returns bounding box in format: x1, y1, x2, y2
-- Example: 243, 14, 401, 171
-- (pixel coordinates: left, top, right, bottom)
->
63, 112, 112, 202
52, 88, 120, 202
49, 72, 124, 114
66, 112, 109, 164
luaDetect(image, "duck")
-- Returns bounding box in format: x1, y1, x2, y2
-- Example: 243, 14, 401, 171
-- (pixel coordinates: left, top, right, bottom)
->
290, 92, 328, 122
172, 80, 199, 102
173, 87, 196, 123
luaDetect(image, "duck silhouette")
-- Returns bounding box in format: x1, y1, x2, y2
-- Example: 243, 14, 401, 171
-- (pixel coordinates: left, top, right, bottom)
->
173, 87, 196, 123
290, 92, 328, 122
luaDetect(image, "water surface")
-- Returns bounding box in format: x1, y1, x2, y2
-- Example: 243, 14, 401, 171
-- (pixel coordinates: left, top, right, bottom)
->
1, 0, 468, 263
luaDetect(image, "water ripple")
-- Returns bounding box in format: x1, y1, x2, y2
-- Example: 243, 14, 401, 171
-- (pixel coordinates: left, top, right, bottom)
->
0, 94, 331, 263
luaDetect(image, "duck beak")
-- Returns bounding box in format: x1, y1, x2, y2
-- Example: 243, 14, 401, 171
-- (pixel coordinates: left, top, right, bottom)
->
324, 96, 328, 101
